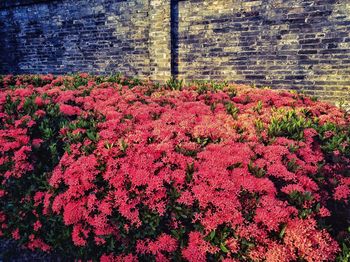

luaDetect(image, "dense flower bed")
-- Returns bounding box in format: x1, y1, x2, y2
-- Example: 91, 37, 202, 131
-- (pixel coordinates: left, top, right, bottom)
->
0, 74, 349, 261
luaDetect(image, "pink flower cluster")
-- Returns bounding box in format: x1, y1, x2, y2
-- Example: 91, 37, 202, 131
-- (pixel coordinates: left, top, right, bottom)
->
0, 75, 349, 261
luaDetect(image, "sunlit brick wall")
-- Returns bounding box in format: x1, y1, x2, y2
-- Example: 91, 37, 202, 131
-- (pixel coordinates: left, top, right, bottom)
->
177, 0, 350, 103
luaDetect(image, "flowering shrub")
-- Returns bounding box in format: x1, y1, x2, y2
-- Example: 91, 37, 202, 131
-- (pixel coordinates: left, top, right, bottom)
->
0, 74, 350, 261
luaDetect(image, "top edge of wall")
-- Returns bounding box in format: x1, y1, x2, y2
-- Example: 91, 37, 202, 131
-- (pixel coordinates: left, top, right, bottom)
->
0, 0, 55, 10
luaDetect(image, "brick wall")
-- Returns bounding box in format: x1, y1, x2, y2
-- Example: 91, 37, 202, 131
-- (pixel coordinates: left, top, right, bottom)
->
177, 0, 350, 103
0, 0, 170, 81
1, 0, 350, 103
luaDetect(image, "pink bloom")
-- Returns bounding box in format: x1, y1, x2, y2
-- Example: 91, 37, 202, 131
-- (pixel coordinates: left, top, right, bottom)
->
34, 96, 44, 107
12, 228, 20, 240
226, 238, 239, 253
72, 224, 89, 246
33, 220, 42, 231
334, 185, 350, 201
32, 139, 43, 148
319, 207, 331, 217
34, 110, 46, 117
0, 190, 5, 198
182, 232, 217, 262
63, 201, 87, 225
27, 234, 51, 252
59, 104, 81, 116
284, 218, 339, 261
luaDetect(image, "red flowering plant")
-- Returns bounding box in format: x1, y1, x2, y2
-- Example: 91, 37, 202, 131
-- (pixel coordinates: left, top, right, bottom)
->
0, 74, 349, 261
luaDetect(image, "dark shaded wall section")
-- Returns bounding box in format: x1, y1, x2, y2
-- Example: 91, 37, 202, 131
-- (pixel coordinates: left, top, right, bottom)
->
0, 0, 171, 80
177, 0, 350, 103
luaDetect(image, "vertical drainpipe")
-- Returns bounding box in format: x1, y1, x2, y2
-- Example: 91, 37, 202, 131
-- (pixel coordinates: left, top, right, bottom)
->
170, 0, 178, 79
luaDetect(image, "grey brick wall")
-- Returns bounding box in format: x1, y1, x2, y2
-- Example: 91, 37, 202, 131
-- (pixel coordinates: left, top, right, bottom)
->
177, 0, 350, 103
1, 0, 350, 103
0, 0, 170, 80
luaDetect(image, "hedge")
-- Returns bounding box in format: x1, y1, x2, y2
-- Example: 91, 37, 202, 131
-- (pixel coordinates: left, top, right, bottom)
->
0, 74, 349, 261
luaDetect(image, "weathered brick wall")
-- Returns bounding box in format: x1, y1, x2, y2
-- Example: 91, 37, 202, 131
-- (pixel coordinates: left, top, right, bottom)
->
1, 0, 350, 102
0, 0, 170, 81
177, 0, 350, 103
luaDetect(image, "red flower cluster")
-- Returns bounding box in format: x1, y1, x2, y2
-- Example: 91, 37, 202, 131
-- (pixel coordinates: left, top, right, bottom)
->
0, 74, 349, 261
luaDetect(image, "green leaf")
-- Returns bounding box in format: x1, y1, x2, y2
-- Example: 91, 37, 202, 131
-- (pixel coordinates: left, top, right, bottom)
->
279, 225, 286, 238
220, 242, 229, 253
209, 230, 216, 241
